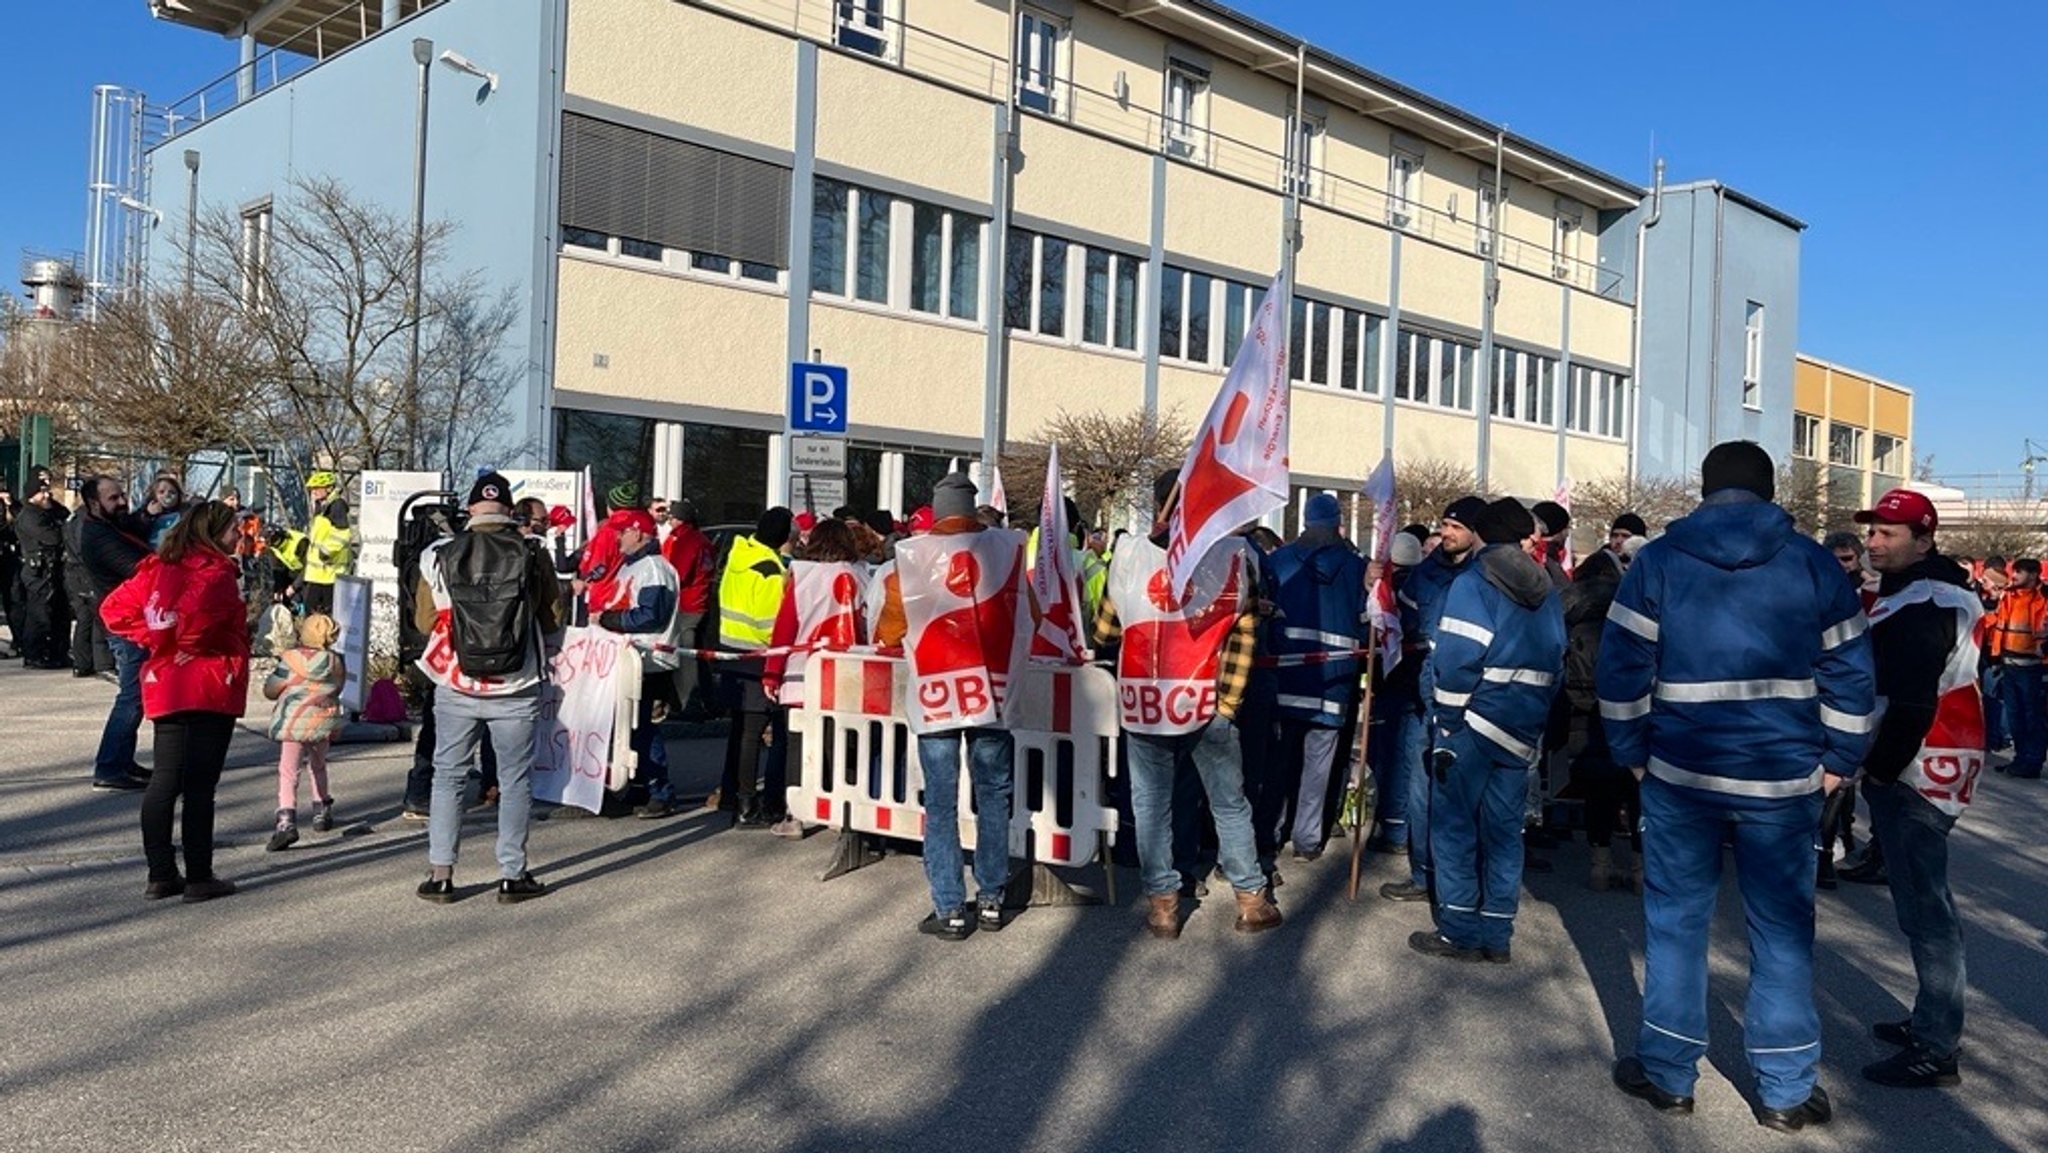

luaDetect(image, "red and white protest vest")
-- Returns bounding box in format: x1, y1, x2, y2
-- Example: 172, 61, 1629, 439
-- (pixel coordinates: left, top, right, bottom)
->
779, 561, 869, 709
1869, 579, 1986, 817
1108, 534, 1248, 736
896, 528, 1032, 735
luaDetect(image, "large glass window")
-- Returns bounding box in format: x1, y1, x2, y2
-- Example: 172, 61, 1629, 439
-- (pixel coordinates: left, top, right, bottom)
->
855, 189, 891, 304
1828, 423, 1864, 467
1079, 248, 1139, 351
911, 203, 983, 322
556, 410, 654, 514
1491, 347, 1558, 426
1005, 228, 1065, 338
835, 0, 890, 58
1164, 63, 1208, 159
1743, 301, 1765, 408
681, 423, 771, 526
1389, 149, 1421, 230
811, 178, 850, 296
1793, 413, 1820, 459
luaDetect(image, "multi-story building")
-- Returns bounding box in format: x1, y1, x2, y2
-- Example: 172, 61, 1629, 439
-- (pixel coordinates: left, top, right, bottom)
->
1792, 352, 1913, 511
134, 0, 1776, 525
1606, 181, 1804, 482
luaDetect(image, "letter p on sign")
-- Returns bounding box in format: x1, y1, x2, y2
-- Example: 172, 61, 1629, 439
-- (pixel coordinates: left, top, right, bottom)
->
789, 362, 849, 434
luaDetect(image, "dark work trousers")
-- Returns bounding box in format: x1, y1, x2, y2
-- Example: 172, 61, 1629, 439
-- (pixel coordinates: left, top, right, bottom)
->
70, 588, 111, 673
406, 683, 498, 810
140, 711, 237, 884
21, 572, 68, 664
302, 581, 334, 616
1573, 712, 1640, 851
720, 671, 770, 809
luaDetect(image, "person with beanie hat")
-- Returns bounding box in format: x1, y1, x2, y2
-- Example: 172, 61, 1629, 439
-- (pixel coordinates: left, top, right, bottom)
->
874, 473, 1030, 938
1410, 493, 1564, 965
1580, 511, 1650, 584
1611, 512, 1649, 541
1266, 492, 1366, 862
408, 466, 566, 905
1532, 500, 1573, 589
1600, 440, 1875, 1128
1376, 494, 1488, 896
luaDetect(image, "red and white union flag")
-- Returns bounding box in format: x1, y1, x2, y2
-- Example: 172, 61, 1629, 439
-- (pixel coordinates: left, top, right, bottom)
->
1029, 444, 1086, 662
1166, 269, 1291, 594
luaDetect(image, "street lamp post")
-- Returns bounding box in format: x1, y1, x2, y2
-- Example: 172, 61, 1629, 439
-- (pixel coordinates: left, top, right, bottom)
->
407, 36, 432, 471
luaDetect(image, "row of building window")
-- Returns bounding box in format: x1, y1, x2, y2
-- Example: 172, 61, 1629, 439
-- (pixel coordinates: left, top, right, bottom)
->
559, 177, 1630, 437
829, 2, 1590, 279
1794, 413, 1904, 472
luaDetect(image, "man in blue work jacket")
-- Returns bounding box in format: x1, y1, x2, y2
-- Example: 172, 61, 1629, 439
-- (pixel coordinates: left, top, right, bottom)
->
1599, 441, 1876, 1133
1379, 496, 1488, 904
1267, 492, 1366, 860
1409, 498, 1565, 964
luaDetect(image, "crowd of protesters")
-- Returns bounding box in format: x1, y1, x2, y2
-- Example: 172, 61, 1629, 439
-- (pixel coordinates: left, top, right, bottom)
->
2, 432, 2033, 1129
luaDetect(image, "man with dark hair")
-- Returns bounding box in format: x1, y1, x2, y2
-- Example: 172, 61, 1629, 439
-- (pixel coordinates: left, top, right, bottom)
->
1602, 441, 1876, 1132
77, 476, 155, 791
1987, 557, 2045, 779
1410, 498, 1565, 964
1851, 488, 1983, 1089
1379, 495, 1486, 904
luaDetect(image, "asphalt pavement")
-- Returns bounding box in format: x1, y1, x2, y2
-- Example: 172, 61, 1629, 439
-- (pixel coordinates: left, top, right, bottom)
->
2, 657, 2045, 1153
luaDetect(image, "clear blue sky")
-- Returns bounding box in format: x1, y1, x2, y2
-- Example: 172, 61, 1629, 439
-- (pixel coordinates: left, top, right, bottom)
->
2, 1, 2040, 487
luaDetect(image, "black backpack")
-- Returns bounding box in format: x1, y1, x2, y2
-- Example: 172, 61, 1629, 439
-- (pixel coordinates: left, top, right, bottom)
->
439, 530, 535, 678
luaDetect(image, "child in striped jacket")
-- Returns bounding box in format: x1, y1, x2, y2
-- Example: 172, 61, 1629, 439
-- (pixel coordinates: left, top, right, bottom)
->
264, 613, 347, 851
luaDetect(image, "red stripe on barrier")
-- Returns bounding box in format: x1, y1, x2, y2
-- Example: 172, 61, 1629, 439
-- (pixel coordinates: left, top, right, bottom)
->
816, 798, 832, 822
861, 660, 894, 716
1052, 673, 1072, 734
816, 655, 837, 712
875, 806, 892, 831
1051, 832, 1071, 862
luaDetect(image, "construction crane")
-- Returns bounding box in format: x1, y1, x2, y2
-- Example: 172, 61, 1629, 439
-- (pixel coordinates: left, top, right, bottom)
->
2025, 438, 2048, 503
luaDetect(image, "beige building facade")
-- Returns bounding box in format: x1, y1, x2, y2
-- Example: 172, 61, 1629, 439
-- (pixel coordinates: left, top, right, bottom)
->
1792, 353, 1913, 511
549, 0, 1644, 523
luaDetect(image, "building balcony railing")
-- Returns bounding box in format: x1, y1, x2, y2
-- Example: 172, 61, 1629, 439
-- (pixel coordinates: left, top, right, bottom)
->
703, 0, 1628, 298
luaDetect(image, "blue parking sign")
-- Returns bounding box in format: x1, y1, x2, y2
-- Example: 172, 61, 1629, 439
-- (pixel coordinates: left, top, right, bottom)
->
789, 363, 849, 434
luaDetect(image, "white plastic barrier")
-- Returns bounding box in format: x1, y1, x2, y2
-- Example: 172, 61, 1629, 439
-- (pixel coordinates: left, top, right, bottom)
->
786, 652, 1121, 867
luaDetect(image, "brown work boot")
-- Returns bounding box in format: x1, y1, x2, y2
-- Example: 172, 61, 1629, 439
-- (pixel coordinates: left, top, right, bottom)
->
1233, 887, 1282, 934
1146, 893, 1182, 939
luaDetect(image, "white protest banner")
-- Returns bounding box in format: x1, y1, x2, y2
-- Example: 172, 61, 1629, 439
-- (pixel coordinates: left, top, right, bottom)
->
1361, 452, 1402, 673
532, 626, 626, 814
355, 471, 447, 587
501, 469, 587, 550
332, 575, 374, 713
1029, 445, 1085, 662
1166, 269, 1290, 595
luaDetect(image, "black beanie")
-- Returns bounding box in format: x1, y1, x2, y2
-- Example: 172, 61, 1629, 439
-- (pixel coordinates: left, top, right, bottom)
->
1700, 440, 1775, 501
468, 471, 512, 507
756, 506, 794, 549
1611, 512, 1649, 537
1479, 498, 1535, 545
864, 508, 895, 537
1442, 495, 1489, 530
1532, 500, 1570, 537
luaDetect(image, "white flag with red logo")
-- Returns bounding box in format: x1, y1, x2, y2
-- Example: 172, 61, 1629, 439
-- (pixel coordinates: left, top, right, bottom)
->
1166, 269, 1290, 595
1029, 445, 1086, 662
1362, 451, 1402, 672
1553, 477, 1575, 577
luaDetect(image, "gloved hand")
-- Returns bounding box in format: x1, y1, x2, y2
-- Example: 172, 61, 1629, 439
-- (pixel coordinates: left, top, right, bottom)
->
597, 610, 624, 631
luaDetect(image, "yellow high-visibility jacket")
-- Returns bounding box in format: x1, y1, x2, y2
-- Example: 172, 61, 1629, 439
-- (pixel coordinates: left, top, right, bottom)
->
718, 533, 787, 650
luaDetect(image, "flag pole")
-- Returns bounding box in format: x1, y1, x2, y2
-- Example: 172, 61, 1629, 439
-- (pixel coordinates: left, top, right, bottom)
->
1346, 633, 1379, 901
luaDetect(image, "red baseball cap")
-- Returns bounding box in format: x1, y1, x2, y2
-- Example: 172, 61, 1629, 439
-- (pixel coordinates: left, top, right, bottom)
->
1853, 488, 1937, 533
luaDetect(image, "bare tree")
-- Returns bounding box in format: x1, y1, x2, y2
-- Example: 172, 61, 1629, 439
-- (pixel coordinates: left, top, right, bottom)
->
1942, 521, 2047, 562
1000, 407, 1192, 528
1394, 458, 1487, 530
73, 286, 271, 466
1572, 472, 1697, 549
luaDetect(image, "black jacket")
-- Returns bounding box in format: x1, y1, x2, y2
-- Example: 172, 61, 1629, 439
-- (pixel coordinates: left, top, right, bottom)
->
1560, 557, 1622, 713
75, 512, 155, 598
1865, 553, 1970, 786
15, 501, 68, 575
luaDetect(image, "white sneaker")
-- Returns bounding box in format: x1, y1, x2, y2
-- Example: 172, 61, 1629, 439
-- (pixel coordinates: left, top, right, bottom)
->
769, 816, 804, 839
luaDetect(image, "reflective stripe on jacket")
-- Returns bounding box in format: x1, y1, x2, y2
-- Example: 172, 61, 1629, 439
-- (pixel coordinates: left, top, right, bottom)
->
717, 534, 787, 650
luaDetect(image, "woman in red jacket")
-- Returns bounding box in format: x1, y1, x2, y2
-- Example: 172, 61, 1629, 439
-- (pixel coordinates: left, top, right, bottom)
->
102, 501, 252, 902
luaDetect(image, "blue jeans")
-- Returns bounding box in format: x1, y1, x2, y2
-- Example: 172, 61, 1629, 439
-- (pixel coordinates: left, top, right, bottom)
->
1864, 780, 1965, 1056
429, 687, 540, 879
629, 683, 671, 801
1427, 728, 1526, 950
1126, 719, 1264, 897
2000, 664, 2045, 774
1981, 663, 2007, 750
94, 635, 146, 782
917, 727, 1014, 915
1637, 776, 1823, 1111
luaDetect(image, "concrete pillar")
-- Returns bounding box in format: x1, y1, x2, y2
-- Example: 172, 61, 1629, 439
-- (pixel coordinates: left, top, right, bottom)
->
236, 31, 256, 101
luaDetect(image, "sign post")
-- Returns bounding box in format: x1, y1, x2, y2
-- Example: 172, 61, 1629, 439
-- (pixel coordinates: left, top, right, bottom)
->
786, 361, 849, 515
